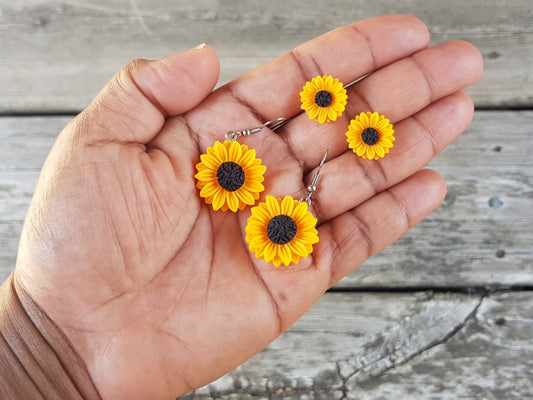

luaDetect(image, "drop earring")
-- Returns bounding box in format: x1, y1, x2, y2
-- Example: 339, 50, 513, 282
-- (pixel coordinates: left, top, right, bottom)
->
195, 118, 287, 212
245, 152, 327, 267
300, 75, 347, 123
346, 111, 395, 160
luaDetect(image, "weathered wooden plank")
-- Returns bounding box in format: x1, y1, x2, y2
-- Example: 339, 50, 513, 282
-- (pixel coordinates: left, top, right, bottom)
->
344, 291, 533, 399
0, 111, 532, 287
0, 0, 532, 113
0, 116, 56, 278
179, 291, 533, 399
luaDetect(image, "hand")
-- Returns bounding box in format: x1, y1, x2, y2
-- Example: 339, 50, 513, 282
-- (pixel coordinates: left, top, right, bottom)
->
13, 15, 482, 399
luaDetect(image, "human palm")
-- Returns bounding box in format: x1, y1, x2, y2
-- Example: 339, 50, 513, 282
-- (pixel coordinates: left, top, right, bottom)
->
12, 15, 482, 400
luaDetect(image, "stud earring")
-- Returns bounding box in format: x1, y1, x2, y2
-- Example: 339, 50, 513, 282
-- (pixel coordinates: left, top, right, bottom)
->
300, 75, 348, 124
195, 118, 287, 212
346, 111, 395, 160
245, 152, 327, 267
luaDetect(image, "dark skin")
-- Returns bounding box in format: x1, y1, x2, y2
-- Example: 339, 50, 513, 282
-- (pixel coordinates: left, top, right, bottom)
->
10, 15, 482, 400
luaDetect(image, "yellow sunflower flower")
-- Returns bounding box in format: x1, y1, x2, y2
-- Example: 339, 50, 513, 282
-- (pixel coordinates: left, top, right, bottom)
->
246, 195, 319, 267
195, 140, 266, 212
300, 75, 348, 124
346, 112, 395, 160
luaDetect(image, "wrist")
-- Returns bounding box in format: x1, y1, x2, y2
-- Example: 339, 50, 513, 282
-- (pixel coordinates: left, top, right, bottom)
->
0, 272, 102, 400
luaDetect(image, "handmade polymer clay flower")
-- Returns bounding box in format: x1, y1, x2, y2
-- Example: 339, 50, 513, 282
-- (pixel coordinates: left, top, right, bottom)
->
195, 119, 287, 212
195, 140, 266, 212
300, 75, 347, 123
246, 195, 319, 267
346, 111, 395, 159
245, 152, 327, 267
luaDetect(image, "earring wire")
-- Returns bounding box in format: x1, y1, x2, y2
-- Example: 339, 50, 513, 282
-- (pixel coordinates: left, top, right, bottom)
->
225, 117, 287, 142
300, 150, 328, 206
343, 72, 372, 89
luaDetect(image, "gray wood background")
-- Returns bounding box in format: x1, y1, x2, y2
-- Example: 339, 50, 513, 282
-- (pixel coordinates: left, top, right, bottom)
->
1, 1, 532, 399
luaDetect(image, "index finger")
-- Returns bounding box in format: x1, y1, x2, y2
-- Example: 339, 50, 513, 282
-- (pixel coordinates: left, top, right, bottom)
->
225, 14, 430, 123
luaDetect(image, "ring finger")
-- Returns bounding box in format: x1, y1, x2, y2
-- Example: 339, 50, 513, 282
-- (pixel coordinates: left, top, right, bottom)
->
306, 90, 474, 223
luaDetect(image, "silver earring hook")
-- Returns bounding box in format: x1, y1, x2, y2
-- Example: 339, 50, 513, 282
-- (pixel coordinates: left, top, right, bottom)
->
300, 150, 328, 207
225, 117, 287, 142
343, 72, 372, 89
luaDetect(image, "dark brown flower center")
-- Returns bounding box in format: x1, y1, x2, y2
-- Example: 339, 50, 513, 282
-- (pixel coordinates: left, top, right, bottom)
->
361, 127, 380, 145
216, 161, 245, 192
267, 215, 297, 245
314, 90, 333, 107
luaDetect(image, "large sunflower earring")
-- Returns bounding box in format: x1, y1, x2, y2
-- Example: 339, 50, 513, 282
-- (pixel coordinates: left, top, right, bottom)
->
195, 118, 287, 212
300, 75, 348, 123
245, 152, 327, 267
346, 111, 395, 160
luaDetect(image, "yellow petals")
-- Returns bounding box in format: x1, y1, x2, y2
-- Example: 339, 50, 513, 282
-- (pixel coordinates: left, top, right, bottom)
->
245, 195, 319, 267
346, 112, 395, 160
195, 140, 266, 212
300, 75, 347, 124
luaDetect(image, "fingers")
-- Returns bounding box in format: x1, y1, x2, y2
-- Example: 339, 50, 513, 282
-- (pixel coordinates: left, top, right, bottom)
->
308, 90, 474, 223
77, 44, 220, 145
317, 168, 447, 286
283, 40, 483, 170
220, 15, 430, 123
247, 169, 446, 328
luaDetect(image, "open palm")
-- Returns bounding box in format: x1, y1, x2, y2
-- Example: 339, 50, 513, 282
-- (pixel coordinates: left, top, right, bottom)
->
13, 15, 482, 400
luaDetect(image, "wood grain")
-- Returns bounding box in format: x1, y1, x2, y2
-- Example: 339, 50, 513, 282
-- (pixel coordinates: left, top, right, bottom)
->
0, 0, 532, 113
178, 291, 533, 399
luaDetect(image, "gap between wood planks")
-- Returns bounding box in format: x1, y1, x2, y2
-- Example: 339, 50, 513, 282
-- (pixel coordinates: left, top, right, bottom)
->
327, 285, 533, 294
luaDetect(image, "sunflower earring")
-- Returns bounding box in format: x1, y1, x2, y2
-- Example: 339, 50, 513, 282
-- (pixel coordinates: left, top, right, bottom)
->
195, 118, 287, 212
346, 111, 395, 160
300, 75, 348, 123
245, 152, 327, 267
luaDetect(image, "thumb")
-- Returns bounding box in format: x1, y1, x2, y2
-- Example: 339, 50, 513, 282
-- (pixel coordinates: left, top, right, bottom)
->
79, 44, 220, 145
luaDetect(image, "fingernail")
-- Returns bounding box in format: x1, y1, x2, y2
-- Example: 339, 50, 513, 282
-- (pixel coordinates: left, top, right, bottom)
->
194, 43, 207, 50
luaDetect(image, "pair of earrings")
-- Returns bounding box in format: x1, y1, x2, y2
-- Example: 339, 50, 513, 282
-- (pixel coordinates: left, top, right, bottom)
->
194, 75, 396, 267
194, 119, 324, 267
300, 75, 395, 160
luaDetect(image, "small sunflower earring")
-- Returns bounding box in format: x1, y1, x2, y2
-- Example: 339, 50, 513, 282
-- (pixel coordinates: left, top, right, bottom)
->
300, 75, 348, 123
195, 118, 287, 212
346, 111, 395, 160
245, 152, 327, 267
